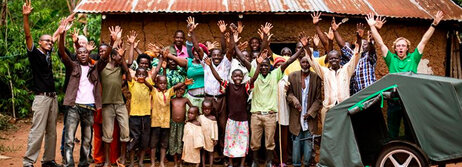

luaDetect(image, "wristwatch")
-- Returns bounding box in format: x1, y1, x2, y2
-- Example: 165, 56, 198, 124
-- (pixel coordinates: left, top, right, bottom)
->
431, 23, 437, 28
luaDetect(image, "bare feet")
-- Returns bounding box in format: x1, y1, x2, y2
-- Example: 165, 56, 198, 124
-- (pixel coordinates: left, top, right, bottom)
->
150, 162, 156, 167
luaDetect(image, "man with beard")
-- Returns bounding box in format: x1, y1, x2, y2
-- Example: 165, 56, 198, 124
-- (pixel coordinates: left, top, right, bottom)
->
304, 33, 361, 126
365, 12, 443, 138
286, 55, 322, 166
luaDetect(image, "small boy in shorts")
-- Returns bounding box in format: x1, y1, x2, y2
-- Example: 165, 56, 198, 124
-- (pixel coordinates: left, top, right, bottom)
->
126, 67, 154, 167
169, 84, 193, 167
149, 54, 190, 167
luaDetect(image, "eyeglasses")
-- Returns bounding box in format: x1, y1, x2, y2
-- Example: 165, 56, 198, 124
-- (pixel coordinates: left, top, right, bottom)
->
40, 39, 52, 43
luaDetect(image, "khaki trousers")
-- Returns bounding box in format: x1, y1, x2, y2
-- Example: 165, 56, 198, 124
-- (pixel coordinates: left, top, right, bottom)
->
23, 95, 58, 166
102, 104, 130, 143
250, 113, 277, 151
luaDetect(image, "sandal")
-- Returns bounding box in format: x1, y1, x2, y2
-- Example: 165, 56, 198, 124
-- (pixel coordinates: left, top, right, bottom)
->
116, 158, 126, 167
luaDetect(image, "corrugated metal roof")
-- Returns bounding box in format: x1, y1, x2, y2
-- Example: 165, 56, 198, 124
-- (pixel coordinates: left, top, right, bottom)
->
75, 0, 462, 21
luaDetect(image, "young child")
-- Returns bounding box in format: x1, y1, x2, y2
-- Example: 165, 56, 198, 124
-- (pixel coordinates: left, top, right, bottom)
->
205, 52, 262, 167
125, 67, 154, 167
198, 100, 219, 167
149, 54, 189, 167
169, 84, 193, 167
182, 107, 205, 167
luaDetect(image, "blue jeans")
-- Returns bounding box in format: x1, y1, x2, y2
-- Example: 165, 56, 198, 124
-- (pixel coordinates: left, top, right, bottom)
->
292, 130, 312, 166
64, 105, 94, 167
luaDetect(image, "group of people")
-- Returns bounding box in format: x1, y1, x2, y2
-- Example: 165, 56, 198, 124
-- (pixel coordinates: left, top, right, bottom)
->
21, 0, 445, 166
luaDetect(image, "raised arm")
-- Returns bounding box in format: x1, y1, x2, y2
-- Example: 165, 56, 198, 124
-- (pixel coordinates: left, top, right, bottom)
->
346, 43, 361, 77
23, 0, 33, 50
325, 27, 334, 52
126, 30, 138, 67
249, 51, 264, 85
331, 17, 346, 48
204, 57, 223, 83
166, 53, 188, 68
217, 20, 228, 52
57, 22, 73, 68
234, 45, 252, 71
151, 51, 165, 83
365, 13, 388, 57
311, 12, 329, 50
187, 16, 205, 61
260, 22, 274, 55
417, 11, 443, 54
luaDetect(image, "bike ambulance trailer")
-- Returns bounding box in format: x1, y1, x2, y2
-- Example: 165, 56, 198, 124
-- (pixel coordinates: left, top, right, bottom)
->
317, 72, 462, 167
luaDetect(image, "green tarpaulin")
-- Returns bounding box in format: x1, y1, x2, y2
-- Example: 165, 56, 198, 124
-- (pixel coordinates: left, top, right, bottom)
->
318, 72, 462, 167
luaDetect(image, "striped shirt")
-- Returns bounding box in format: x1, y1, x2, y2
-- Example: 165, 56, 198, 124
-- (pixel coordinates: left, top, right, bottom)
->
341, 46, 377, 94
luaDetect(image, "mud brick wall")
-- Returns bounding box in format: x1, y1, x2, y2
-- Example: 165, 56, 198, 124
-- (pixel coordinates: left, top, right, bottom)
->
101, 14, 448, 77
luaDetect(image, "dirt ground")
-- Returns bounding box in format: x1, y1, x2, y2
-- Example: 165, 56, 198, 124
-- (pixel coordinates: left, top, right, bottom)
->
0, 113, 461, 167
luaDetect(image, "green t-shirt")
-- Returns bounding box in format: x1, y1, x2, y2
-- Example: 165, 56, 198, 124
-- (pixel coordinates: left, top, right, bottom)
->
385, 48, 422, 73
187, 58, 204, 90
249, 67, 283, 113
100, 65, 124, 104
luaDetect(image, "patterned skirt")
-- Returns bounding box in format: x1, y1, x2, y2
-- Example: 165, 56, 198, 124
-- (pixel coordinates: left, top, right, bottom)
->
223, 118, 249, 158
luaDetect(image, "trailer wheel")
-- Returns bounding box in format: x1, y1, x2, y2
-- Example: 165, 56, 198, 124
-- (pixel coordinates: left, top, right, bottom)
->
375, 144, 428, 167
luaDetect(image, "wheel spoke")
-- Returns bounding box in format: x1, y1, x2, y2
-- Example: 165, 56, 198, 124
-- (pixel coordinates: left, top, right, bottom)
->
403, 155, 414, 167
388, 154, 402, 167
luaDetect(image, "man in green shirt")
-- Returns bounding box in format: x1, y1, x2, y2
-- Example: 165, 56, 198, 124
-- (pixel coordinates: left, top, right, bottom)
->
366, 11, 444, 138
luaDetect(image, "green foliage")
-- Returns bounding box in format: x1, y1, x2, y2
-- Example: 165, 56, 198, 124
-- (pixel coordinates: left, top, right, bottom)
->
0, 0, 101, 118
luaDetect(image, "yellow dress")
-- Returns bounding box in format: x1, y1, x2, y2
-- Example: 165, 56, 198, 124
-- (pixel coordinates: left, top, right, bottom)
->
198, 115, 219, 152
182, 122, 204, 163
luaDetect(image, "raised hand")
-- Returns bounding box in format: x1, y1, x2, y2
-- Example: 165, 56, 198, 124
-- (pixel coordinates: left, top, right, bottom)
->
311, 11, 322, 25
229, 23, 238, 33
206, 41, 219, 50
186, 16, 198, 32
324, 27, 334, 40
224, 32, 230, 43
232, 30, 241, 42
237, 41, 248, 51
71, 28, 80, 43
331, 17, 341, 31
298, 31, 310, 47
356, 23, 365, 38
65, 12, 76, 23
127, 30, 138, 44
57, 19, 68, 35
365, 13, 376, 27
433, 11, 444, 26
217, 20, 227, 33
257, 28, 264, 40
367, 30, 372, 42
184, 78, 194, 85
204, 57, 212, 66
237, 21, 244, 34
257, 49, 268, 64
375, 16, 387, 30
148, 43, 162, 54
133, 39, 140, 48
109, 26, 122, 42
86, 41, 96, 51
261, 22, 273, 34
115, 46, 125, 58
22, 0, 33, 15
313, 34, 320, 47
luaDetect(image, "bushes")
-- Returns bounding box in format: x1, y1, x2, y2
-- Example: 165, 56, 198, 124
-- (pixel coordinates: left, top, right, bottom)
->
0, 0, 100, 118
